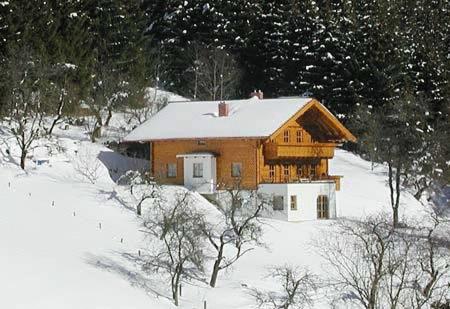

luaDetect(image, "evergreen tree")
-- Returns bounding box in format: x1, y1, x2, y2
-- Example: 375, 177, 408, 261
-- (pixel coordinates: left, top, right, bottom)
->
82, 0, 151, 138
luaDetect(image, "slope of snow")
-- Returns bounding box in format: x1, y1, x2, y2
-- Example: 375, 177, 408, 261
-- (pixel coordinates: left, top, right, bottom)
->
0, 113, 429, 309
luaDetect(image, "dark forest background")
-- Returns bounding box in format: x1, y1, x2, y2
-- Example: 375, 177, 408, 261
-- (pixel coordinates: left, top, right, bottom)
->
0, 0, 448, 118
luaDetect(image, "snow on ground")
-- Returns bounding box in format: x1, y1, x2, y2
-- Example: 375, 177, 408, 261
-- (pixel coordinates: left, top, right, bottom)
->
0, 110, 430, 309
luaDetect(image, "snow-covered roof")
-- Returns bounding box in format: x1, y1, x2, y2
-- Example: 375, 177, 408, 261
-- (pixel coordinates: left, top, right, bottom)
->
124, 97, 312, 141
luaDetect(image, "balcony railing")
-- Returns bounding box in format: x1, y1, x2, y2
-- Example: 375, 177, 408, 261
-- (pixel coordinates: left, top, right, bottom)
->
264, 142, 336, 160
261, 175, 342, 191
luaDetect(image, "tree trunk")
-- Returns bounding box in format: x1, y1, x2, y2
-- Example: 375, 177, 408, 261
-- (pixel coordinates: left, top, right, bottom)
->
48, 94, 65, 135
104, 108, 113, 127
393, 161, 402, 228
393, 206, 399, 229
91, 125, 102, 142
172, 271, 181, 306
209, 260, 220, 288
48, 116, 60, 136
209, 242, 224, 287
136, 202, 141, 216
20, 150, 26, 170
388, 162, 399, 228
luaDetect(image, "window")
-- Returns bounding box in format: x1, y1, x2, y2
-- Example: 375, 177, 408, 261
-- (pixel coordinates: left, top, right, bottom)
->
197, 140, 206, 145
290, 195, 297, 210
193, 163, 203, 178
297, 164, 303, 178
273, 196, 284, 211
167, 163, 177, 178
309, 164, 316, 178
283, 165, 290, 181
231, 162, 242, 177
296, 129, 303, 143
317, 195, 329, 219
283, 130, 290, 143
269, 165, 275, 181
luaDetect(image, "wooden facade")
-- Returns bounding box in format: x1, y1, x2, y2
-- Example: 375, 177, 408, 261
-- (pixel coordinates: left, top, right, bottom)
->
149, 99, 355, 191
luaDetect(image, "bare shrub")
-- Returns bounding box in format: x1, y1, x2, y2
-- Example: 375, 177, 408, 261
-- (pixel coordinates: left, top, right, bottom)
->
73, 146, 101, 184
250, 265, 317, 309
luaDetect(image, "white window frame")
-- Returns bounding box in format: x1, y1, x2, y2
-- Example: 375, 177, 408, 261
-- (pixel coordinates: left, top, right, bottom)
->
193, 162, 203, 178
290, 195, 297, 210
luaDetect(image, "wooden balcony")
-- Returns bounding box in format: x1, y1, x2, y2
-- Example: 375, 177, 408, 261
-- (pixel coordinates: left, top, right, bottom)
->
261, 175, 342, 191
264, 142, 336, 160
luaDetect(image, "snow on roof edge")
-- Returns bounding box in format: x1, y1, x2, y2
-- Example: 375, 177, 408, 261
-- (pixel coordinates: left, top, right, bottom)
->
124, 97, 313, 142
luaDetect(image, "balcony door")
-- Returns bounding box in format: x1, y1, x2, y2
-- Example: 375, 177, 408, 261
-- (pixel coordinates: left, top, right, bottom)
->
317, 195, 329, 219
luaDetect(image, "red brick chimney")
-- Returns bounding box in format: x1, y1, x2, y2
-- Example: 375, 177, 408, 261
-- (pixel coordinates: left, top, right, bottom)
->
250, 89, 264, 100
218, 101, 229, 117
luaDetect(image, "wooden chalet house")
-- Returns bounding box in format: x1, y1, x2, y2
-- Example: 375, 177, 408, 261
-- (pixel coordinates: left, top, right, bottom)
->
124, 92, 356, 221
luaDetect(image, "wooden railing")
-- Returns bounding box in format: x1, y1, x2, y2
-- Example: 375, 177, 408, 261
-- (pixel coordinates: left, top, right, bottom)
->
261, 175, 342, 191
264, 142, 336, 160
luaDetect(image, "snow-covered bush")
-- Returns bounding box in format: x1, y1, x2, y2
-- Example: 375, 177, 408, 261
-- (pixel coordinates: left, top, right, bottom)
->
73, 146, 102, 184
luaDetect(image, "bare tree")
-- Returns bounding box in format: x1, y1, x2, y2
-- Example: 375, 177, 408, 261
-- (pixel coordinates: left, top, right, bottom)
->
118, 170, 162, 215
125, 54, 168, 125
125, 88, 168, 125
45, 63, 79, 135
351, 93, 435, 227
3, 48, 46, 169
317, 216, 395, 309
185, 44, 241, 101
317, 215, 450, 309
73, 146, 102, 184
406, 217, 450, 309
200, 184, 271, 287
250, 265, 317, 309
86, 62, 128, 141
142, 191, 206, 306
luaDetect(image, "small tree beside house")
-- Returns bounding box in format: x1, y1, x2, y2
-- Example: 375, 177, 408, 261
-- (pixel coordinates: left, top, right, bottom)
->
200, 183, 271, 287
142, 190, 206, 306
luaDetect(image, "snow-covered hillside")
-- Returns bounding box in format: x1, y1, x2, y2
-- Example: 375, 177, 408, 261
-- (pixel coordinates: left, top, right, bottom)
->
0, 113, 431, 309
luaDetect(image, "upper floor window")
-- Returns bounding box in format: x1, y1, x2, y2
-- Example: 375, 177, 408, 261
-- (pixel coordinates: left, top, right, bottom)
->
297, 164, 304, 178
283, 130, 290, 143
296, 129, 303, 143
283, 164, 290, 181
231, 162, 242, 177
310, 164, 317, 178
167, 163, 177, 178
193, 163, 203, 178
269, 165, 275, 180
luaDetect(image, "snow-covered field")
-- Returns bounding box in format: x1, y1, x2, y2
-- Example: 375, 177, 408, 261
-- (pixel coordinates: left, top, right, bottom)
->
0, 112, 430, 309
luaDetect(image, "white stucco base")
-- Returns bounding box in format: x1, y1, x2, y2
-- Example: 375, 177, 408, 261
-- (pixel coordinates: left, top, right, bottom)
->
176, 153, 217, 194
259, 181, 337, 221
